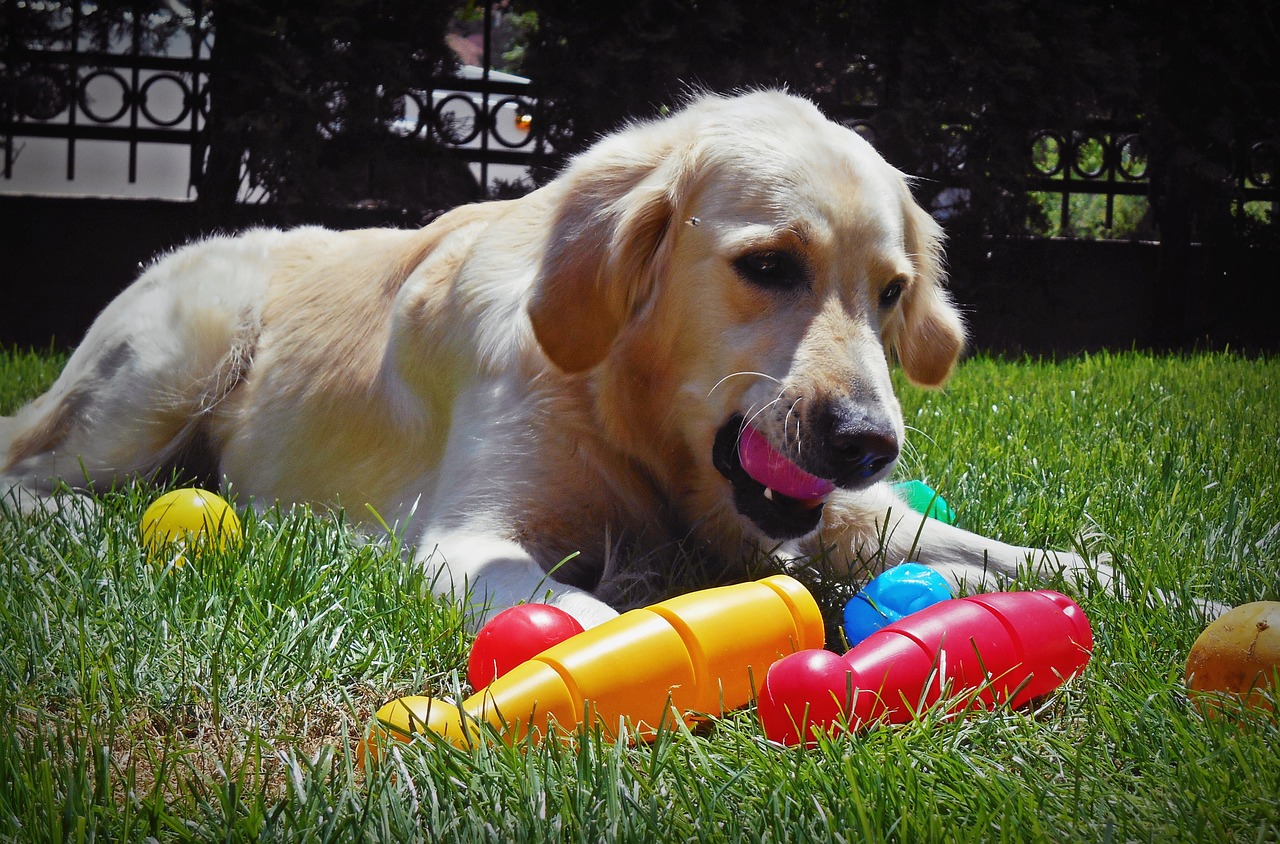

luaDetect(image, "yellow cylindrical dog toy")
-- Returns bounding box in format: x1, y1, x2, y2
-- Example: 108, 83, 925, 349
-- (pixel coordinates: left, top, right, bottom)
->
361, 575, 824, 760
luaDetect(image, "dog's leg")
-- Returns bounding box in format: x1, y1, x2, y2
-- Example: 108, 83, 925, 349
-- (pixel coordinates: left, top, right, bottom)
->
1, 235, 270, 499
817, 483, 1116, 595
898, 514, 1229, 620
420, 532, 620, 629
881, 508, 1115, 596
818, 484, 1230, 620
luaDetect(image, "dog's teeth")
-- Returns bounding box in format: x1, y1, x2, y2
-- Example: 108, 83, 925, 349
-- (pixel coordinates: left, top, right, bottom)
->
763, 488, 774, 501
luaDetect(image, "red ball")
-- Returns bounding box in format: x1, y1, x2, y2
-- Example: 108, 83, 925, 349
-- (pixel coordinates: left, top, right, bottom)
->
466, 604, 585, 690
756, 649, 851, 746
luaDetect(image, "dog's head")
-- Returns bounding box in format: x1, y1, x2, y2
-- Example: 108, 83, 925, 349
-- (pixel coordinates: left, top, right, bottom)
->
528, 91, 965, 546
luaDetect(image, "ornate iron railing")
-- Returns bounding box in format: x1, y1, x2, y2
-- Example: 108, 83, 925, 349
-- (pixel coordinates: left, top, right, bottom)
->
1, 1, 549, 199
1028, 125, 1276, 234
1029, 127, 1150, 231
3, 2, 1274, 228
2, 48, 211, 184
1, 2, 211, 186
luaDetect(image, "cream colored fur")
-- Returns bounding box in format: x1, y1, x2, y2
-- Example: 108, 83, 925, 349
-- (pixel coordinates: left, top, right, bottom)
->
1, 91, 1114, 627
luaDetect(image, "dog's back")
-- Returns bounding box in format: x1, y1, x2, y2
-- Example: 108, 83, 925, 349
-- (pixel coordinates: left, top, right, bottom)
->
1, 198, 528, 514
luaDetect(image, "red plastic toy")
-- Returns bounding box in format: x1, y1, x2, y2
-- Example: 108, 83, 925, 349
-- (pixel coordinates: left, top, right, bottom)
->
757, 590, 1094, 745
467, 604, 585, 690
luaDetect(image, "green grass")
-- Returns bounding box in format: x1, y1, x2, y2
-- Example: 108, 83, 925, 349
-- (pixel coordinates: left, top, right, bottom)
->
1, 348, 1277, 842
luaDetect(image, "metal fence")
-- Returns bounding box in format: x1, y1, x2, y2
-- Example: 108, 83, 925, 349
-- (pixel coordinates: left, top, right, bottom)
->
3, 2, 1274, 230
1028, 124, 1277, 236
1, 1, 210, 188
842, 112, 1276, 238
1, 1, 548, 200
1030, 126, 1151, 233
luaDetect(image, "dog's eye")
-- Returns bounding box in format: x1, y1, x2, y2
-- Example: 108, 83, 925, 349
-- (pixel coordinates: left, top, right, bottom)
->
733, 250, 806, 290
880, 277, 906, 308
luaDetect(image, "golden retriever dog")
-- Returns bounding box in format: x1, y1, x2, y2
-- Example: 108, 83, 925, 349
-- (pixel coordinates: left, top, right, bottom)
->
1, 91, 1112, 627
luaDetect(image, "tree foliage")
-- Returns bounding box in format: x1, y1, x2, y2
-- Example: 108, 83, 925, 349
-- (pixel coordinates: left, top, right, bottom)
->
517, 0, 837, 162
198, 0, 468, 217
517, 0, 1277, 244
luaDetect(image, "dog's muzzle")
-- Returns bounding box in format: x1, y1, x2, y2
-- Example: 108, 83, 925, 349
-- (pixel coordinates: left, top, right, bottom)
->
712, 407, 899, 540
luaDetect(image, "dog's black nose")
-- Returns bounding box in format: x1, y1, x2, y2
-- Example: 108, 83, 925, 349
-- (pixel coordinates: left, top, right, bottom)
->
821, 401, 900, 482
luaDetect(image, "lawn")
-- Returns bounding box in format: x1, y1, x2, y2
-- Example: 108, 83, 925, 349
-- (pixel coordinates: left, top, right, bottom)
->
1, 347, 1277, 842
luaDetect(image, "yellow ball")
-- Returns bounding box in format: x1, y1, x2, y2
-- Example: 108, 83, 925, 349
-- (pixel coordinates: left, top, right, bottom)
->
141, 488, 241, 565
1185, 601, 1280, 718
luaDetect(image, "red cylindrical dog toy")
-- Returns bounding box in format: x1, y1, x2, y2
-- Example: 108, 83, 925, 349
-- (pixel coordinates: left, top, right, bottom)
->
758, 590, 1094, 745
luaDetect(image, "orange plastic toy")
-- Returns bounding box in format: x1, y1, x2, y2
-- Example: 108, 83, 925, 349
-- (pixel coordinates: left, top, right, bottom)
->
361, 575, 824, 757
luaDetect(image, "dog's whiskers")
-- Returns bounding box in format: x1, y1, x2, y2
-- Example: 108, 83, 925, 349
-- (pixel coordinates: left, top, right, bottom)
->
707, 371, 781, 399
743, 394, 786, 432
740, 395, 790, 454
783, 396, 805, 457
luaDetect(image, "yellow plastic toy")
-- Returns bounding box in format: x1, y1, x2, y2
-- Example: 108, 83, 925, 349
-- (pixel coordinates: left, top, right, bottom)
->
140, 488, 242, 565
361, 575, 824, 759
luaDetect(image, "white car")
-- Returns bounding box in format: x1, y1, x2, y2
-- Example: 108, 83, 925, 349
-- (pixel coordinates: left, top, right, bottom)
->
390, 65, 545, 195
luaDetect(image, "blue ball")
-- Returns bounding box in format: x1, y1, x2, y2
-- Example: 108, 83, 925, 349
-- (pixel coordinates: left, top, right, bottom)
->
843, 563, 954, 648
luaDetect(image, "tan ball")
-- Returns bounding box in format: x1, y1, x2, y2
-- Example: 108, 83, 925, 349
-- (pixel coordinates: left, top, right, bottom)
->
1184, 601, 1280, 717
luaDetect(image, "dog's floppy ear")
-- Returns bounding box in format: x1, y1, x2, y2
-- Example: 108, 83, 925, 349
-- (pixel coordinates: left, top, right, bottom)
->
528, 136, 680, 373
891, 198, 967, 387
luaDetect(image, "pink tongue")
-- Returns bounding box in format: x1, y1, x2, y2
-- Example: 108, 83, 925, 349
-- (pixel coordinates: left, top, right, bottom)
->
738, 423, 836, 503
